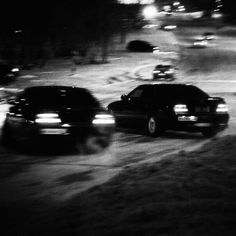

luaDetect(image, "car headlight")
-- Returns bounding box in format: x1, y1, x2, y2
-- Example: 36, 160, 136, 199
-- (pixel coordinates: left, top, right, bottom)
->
35, 113, 61, 124
92, 114, 115, 125
174, 104, 188, 114
11, 68, 19, 72
153, 47, 160, 54
216, 104, 228, 113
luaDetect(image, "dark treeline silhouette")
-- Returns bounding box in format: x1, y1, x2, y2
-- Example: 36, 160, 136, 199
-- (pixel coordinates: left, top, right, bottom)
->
0, 1, 142, 67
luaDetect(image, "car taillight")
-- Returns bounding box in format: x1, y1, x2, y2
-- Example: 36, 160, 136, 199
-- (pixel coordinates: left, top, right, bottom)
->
165, 69, 174, 74
92, 114, 115, 125
35, 113, 61, 124
216, 104, 228, 113
174, 104, 188, 114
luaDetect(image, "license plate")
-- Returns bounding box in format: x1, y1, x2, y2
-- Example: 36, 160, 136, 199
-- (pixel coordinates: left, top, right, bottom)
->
178, 116, 198, 122
40, 128, 69, 135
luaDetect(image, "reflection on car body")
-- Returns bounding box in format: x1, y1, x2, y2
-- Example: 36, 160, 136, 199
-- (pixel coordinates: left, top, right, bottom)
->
3, 86, 115, 150
108, 83, 229, 137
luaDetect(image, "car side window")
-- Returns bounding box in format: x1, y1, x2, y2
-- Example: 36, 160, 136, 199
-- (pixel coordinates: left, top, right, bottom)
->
129, 88, 143, 99
141, 87, 154, 100
129, 87, 154, 100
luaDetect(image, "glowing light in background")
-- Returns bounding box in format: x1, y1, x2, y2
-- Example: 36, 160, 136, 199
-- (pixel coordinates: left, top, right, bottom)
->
142, 5, 158, 19
118, 0, 154, 4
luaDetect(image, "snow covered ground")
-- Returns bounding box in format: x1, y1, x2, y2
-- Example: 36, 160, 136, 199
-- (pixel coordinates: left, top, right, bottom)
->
0, 24, 236, 235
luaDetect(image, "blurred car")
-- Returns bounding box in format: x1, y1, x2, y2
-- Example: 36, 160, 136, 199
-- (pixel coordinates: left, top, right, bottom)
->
192, 39, 208, 48
160, 24, 177, 31
142, 24, 158, 29
153, 64, 175, 80
126, 40, 159, 53
3, 86, 115, 149
108, 83, 229, 137
0, 63, 20, 83
203, 32, 215, 40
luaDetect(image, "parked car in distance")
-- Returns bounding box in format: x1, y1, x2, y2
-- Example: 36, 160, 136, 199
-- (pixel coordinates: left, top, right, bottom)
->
108, 83, 229, 137
192, 39, 208, 48
203, 32, 215, 40
126, 40, 159, 53
153, 64, 175, 81
160, 24, 177, 31
3, 86, 115, 151
0, 63, 20, 83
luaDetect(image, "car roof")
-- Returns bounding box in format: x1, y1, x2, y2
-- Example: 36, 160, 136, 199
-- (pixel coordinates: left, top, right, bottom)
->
24, 86, 88, 93
138, 83, 195, 89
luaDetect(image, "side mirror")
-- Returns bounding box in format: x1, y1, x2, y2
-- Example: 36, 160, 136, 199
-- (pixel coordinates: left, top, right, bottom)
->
121, 94, 128, 101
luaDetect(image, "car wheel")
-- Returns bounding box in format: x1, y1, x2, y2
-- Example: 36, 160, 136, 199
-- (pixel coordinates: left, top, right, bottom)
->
202, 128, 218, 138
147, 116, 163, 137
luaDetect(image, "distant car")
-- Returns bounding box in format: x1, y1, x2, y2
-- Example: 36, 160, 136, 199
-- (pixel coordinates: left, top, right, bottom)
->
108, 84, 229, 137
126, 40, 159, 53
3, 86, 115, 149
160, 24, 177, 31
192, 39, 208, 48
0, 63, 20, 83
153, 64, 175, 80
203, 32, 215, 40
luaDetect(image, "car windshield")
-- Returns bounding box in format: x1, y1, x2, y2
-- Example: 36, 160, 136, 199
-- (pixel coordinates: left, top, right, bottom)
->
155, 85, 209, 101
24, 87, 100, 108
155, 65, 171, 69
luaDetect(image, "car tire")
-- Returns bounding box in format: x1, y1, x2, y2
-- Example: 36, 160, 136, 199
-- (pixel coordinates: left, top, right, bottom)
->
147, 116, 163, 137
202, 128, 218, 138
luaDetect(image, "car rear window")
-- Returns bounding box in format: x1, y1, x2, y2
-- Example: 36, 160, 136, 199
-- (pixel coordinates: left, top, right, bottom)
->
25, 88, 100, 108
155, 85, 209, 101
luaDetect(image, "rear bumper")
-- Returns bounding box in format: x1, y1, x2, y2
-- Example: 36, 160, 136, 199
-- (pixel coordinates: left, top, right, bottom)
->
172, 113, 229, 132
38, 125, 114, 137
8, 120, 115, 139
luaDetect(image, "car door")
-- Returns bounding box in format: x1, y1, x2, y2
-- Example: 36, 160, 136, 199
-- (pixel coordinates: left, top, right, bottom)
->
123, 86, 154, 128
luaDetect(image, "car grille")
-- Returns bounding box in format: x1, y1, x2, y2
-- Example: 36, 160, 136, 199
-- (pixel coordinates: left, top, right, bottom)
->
195, 106, 210, 113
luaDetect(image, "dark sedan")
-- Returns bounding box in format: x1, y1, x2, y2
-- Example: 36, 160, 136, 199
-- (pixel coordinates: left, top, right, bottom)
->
108, 84, 229, 137
126, 40, 159, 53
0, 63, 20, 83
3, 86, 115, 149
